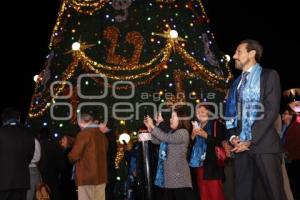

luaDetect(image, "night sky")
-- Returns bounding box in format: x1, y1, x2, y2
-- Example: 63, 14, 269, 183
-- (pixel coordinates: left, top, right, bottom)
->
1, 0, 299, 119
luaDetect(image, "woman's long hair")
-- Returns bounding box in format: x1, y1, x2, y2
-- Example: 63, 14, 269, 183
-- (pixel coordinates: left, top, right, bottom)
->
173, 106, 192, 133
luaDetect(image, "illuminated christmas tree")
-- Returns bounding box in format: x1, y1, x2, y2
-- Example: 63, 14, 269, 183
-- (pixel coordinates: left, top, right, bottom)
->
27, 0, 232, 137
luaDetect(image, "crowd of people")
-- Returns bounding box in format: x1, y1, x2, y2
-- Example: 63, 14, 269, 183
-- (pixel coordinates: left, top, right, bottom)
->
0, 40, 299, 200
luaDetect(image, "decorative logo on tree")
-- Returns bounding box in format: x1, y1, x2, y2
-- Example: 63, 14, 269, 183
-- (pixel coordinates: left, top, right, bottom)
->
112, 0, 132, 22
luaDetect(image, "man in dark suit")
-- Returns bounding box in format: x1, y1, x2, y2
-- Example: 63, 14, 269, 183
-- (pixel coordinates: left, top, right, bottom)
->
98, 118, 117, 200
0, 107, 35, 200
38, 127, 65, 200
226, 40, 286, 200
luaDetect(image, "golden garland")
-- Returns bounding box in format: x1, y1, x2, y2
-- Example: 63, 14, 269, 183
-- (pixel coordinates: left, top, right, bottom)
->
28, 58, 79, 118
49, 1, 68, 49
74, 36, 173, 81
115, 145, 125, 169
86, 69, 163, 90
175, 44, 233, 83
83, 62, 162, 80
76, 42, 172, 71
74, 27, 232, 83
78, 42, 231, 84
67, 0, 108, 15
176, 69, 228, 94
197, 0, 208, 17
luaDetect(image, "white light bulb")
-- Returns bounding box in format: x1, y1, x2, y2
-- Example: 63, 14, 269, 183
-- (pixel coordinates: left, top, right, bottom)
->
169, 30, 178, 39
119, 133, 130, 144
72, 42, 81, 51
225, 54, 231, 62
33, 75, 39, 82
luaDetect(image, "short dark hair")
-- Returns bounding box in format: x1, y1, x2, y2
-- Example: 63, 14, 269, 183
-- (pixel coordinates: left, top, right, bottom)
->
173, 106, 192, 133
106, 117, 115, 129
78, 112, 94, 123
94, 115, 115, 129
283, 105, 297, 121
1, 107, 20, 123
197, 104, 215, 114
239, 40, 263, 62
39, 127, 51, 140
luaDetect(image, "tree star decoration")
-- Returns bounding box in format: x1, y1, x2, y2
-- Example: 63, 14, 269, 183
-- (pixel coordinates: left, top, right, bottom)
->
65, 41, 96, 55
153, 25, 186, 52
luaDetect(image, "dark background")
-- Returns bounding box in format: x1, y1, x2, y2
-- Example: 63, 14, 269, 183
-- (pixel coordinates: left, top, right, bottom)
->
1, 0, 299, 119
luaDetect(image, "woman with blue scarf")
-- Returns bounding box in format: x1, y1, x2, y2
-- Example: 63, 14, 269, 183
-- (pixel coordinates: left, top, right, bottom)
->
144, 107, 194, 200
189, 105, 225, 200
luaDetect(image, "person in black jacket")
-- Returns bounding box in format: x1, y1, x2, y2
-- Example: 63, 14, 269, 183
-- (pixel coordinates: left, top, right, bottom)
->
59, 135, 77, 200
38, 127, 65, 200
0, 107, 35, 200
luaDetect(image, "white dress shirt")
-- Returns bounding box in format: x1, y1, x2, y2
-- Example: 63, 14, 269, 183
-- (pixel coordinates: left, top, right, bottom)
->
29, 138, 41, 167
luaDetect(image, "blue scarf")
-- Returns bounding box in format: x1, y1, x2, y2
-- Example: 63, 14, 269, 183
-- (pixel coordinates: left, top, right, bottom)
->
129, 144, 139, 175
225, 64, 262, 141
280, 124, 288, 144
155, 142, 167, 187
154, 131, 173, 187
189, 120, 212, 167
